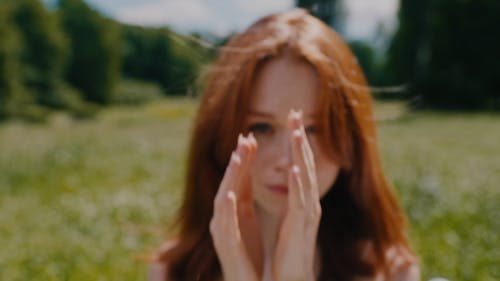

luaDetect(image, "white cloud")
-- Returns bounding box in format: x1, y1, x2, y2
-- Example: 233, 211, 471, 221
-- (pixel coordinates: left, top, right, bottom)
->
345, 0, 399, 38
189, 0, 295, 35
116, 0, 215, 28
233, 0, 293, 15
92, 0, 398, 39
114, 0, 296, 36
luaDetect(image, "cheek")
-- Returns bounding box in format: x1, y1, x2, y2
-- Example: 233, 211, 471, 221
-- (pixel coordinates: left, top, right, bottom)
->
249, 159, 260, 181
250, 136, 280, 166
249, 147, 268, 183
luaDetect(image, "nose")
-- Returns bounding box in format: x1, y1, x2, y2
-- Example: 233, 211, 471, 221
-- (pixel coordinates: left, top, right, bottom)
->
273, 132, 292, 172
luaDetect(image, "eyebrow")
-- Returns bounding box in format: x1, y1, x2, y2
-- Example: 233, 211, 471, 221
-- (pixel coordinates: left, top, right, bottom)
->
248, 110, 317, 118
247, 110, 273, 117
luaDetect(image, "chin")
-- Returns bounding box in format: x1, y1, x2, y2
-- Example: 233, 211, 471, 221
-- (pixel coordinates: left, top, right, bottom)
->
254, 199, 287, 218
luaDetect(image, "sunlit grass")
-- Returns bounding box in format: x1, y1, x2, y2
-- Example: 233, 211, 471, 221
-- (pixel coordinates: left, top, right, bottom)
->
0, 98, 195, 280
0, 98, 498, 281
377, 110, 500, 281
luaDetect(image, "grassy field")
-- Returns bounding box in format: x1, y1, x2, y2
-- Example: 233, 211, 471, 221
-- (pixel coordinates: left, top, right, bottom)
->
0, 98, 498, 281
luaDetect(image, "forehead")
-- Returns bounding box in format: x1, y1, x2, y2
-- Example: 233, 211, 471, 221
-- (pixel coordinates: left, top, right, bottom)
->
249, 54, 319, 115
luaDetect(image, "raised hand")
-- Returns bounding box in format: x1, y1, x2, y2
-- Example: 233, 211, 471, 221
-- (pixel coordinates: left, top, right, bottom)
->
210, 134, 263, 281
272, 109, 321, 281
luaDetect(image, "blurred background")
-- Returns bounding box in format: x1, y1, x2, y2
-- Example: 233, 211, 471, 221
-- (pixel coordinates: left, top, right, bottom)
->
0, 0, 498, 280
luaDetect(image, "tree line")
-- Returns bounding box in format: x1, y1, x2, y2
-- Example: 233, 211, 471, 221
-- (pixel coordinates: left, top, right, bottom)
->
0, 0, 211, 121
299, 0, 500, 110
1, 0, 498, 122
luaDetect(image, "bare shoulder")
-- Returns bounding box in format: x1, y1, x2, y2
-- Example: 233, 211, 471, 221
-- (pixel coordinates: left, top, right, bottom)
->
148, 239, 179, 281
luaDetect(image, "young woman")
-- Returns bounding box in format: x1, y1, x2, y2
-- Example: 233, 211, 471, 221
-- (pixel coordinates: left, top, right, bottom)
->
149, 9, 420, 281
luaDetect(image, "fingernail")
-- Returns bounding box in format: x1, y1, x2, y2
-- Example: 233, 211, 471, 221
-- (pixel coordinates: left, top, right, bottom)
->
291, 166, 301, 183
289, 111, 301, 128
238, 133, 244, 146
293, 129, 302, 143
227, 190, 236, 201
248, 132, 257, 147
237, 134, 249, 156
230, 151, 241, 165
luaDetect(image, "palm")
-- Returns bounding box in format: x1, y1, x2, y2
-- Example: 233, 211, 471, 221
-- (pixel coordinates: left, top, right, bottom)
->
273, 213, 308, 279
271, 109, 321, 281
237, 178, 264, 277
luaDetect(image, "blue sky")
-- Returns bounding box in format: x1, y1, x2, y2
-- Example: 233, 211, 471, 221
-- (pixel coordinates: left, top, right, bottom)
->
46, 0, 399, 39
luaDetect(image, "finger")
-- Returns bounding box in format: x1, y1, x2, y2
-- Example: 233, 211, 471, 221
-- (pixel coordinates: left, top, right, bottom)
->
211, 191, 243, 258
288, 110, 313, 199
235, 134, 254, 191
238, 133, 257, 203
215, 148, 242, 204
291, 110, 316, 180
216, 134, 248, 203
288, 109, 319, 200
287, 165, 306, 212
222, 191, 260, 281
226, 191, 243, 247
247, 132, 258, 155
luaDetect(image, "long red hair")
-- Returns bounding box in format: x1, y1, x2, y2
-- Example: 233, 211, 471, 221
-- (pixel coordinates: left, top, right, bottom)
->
154, 9, 415, 281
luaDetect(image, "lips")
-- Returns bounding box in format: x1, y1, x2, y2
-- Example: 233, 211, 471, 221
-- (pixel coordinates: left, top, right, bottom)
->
268, 184, 289, 195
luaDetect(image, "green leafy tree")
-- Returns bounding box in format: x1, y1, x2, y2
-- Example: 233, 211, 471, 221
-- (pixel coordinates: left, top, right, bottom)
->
385, 0, 430, 87
348, 40, 376, 84
166, 32, 210, 96
122, 25, 211, 96
419, 0, 500, 109
121, 25, 172, 92
58, 0, 121, 104
9, 0, 68, 108
387, 0, 500, 109
0, 3, 30, 119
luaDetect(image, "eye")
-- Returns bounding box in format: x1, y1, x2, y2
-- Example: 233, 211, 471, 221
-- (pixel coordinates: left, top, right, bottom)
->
305, 125, 317, 135
248, 122, 273, 135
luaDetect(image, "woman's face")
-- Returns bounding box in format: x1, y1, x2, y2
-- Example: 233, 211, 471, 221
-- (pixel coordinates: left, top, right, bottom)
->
245, 54, 340, 216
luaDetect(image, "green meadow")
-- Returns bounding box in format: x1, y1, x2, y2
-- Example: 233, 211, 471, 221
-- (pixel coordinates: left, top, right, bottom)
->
0, 99, 498, 281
